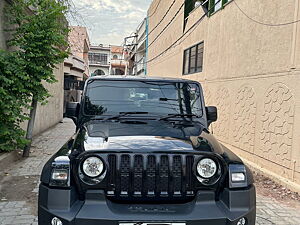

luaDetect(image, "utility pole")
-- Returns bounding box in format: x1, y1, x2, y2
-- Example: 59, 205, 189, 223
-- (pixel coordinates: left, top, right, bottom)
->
123, 34, 138, 76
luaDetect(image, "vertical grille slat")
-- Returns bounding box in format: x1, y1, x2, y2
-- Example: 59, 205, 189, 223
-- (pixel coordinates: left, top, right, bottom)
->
159, 155, 169, 196
146, 155, 156, 196
133, 155, 143, 196
120, 155, 130, 196
186, 155, 194, 196
107, 155, 117, 196
173, 155, 182, 196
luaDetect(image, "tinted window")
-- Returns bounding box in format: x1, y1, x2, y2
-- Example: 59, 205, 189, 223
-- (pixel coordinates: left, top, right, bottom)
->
84, 80, 203, 117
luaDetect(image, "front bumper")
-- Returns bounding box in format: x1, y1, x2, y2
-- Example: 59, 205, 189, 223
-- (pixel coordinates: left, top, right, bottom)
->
38, 184, 256, 225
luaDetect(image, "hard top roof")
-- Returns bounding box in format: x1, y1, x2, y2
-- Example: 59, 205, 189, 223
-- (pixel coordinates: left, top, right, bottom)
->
87, 75, 199, 83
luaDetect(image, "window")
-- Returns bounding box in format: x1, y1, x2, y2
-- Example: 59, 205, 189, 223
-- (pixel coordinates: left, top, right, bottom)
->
183, 42, 204, 75
184, 1, 204, 18
209, 0, 232, 15
100, 54, 108, 63
184, 1, 207, 29
113, 55, 118, 60
84, 81, 203, 117
94, 69, 105, 76
222, 0, 232, 5
88, 53, 108, 65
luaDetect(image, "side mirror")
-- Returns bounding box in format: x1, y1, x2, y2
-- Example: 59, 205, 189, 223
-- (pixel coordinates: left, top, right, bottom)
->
65, 102, 80, 125
67, 139, 74, 149
206, 106, 218, 127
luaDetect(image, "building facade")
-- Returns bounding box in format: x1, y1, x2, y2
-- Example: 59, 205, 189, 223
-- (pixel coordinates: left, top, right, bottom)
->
126, 18, 148, 75
110, 45, 126, 75
88, 45, 127, 76
64, 26, 90, 112
0, 0, 65, 136
88, 45, 111, 76
67, 26, 90, 80
146, 0, 300, 192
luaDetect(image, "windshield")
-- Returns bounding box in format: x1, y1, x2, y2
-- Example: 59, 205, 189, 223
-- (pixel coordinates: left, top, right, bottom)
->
84, 80, 203, 117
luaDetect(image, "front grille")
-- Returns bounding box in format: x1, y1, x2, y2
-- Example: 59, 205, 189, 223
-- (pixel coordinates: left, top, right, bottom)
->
106, 154, 195, 201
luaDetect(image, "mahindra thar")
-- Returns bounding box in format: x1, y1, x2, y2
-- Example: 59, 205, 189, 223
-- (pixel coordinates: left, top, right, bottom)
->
38, 76, 256, 225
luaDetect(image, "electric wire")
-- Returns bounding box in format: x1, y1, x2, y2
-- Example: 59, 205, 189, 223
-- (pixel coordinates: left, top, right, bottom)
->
146, 2, 185, 50
136, 0, 300, 67
233, 0, 300, 27
125, 0, 196, 72
136, 0, 223, 65
148, 0, 162, 18
144, 8, 201, 68
66, 0, 92, 52
125, 1, 181, 71
133, 3, 185, 55
138, 0, 178, 44
136, 0, 197, 54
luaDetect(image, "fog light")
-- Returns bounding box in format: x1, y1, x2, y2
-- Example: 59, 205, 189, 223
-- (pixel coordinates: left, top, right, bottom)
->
51, 169, 68, 181
237, 217, 246, 225
231, 172, 245, 182
51, 217, 63, 225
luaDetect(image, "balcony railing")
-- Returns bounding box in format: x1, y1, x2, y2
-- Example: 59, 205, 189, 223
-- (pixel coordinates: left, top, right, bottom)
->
89, 60, 109, 65
111, 59, 126, 67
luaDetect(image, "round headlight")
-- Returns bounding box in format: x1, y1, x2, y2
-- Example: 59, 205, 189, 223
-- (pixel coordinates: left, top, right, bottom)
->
197, 158, 217, 178
82, 157, 104, 178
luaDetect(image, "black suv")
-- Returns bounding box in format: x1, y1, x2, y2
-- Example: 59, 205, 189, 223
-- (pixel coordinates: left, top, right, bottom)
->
38, 76, 256, 225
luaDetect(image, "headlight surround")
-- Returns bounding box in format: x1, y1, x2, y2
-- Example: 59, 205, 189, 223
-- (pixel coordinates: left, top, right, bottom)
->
82, 156, 104, 178
195, 157, 222, 186
197, 158, 218, 178
49, 156, 71, 187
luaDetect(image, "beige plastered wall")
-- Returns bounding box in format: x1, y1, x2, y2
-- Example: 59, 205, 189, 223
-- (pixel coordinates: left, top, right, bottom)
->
147, 0, 300, 192
0, 0, 9, 50
0, 0, 64, 136
21, 64, 65, 136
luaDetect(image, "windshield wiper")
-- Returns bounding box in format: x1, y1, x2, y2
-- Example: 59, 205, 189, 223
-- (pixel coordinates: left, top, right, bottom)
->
158, 113, 199, 121
103, 111, 149, 121
159, 97, 179, 101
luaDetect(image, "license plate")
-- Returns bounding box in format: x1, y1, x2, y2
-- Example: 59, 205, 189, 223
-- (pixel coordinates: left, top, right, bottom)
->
120, 223, 186, 225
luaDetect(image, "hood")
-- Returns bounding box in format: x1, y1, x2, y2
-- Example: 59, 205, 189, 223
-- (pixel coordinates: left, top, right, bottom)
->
73, 120, 224, 154
84, 136, 194, 151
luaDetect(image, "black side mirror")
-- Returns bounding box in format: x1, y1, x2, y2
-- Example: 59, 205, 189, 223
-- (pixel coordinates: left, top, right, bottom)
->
206, 106, 218, 127
67, 139, 74, 149
65, 102, 80, 125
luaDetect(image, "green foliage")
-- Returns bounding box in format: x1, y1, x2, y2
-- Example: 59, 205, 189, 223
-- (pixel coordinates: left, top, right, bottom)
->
0, 0, 69, 152
0, 51, 30, 151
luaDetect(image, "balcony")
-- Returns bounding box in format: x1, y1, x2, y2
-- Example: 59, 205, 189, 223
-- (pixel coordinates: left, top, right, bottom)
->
111, 59, 127, 67
136, 57, 145, 74
89, 61, 109, 67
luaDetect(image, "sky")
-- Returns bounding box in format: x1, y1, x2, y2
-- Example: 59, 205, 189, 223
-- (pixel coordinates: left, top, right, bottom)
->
69, 0, 152, 46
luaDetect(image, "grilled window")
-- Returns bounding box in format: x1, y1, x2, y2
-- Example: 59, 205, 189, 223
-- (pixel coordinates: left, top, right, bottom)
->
183, 42, 204, 75
88, 53, 108, 65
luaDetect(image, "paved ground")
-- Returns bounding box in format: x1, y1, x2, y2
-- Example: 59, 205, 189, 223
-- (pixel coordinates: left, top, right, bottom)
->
0, 119, 75, 225
0, 118, 299, 225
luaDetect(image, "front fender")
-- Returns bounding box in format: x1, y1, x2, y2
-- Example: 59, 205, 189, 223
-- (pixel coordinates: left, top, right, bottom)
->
40, 137, 74, 185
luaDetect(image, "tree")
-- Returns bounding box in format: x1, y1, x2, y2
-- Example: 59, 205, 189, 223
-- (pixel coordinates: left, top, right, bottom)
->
0, 51, 31, 152
0, 0, 69, 156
